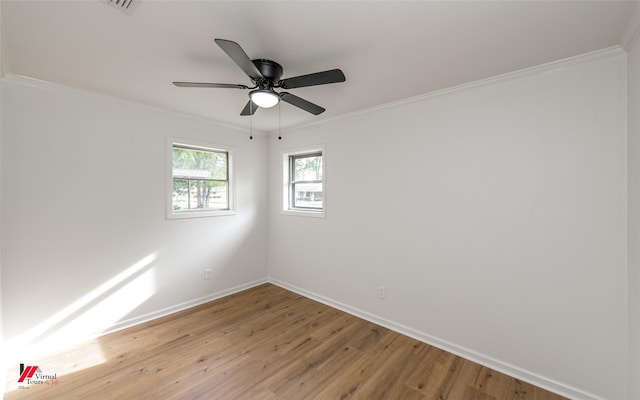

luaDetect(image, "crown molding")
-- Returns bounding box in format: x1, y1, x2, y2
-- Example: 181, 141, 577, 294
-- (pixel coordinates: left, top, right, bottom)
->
0, 73, 268, 137
621, 1, 640, 51
274, 46, 624, 136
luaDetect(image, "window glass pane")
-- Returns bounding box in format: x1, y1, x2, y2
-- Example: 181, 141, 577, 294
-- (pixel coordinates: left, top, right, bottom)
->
294, 155, 322, 181
173, 179, 228, 211
293, 182, 323, 209
173, 147, 227, 180
189, 180, 228, 210
206, 181, 228, 210
172, 179, 189, 211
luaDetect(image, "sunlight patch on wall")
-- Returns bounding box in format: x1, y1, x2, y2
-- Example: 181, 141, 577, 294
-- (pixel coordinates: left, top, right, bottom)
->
43, 267, 156, 351
2, 253, 157, 364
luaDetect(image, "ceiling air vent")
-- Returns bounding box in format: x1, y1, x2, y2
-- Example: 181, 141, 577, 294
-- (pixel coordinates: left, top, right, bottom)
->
102, 0, 141, 15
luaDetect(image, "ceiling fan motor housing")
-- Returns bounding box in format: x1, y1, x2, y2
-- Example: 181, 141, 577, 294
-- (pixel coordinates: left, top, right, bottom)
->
252, 59, 283, 83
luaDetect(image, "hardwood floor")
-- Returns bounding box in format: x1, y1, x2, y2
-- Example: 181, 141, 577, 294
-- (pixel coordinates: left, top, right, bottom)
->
3, 284, 567, 400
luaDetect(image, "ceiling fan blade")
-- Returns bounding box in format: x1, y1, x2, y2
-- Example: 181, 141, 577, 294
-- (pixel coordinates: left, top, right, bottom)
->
173, 82, 249, 89
214, 38, 264, 81
280, 92, 325, 115
240, 100, 258, 116
278, 69, 345, 89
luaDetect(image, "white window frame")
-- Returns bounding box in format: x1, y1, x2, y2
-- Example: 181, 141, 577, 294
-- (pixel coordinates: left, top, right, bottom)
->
167, 138, 236, 219
282, 145, 326, 218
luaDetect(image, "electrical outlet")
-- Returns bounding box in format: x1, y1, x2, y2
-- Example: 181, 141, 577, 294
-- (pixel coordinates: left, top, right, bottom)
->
378, 286, 386, 299
204, 268, 213, 280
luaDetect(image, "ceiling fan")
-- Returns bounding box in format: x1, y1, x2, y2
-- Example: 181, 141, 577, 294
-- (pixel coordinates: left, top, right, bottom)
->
173, 39, 346, 116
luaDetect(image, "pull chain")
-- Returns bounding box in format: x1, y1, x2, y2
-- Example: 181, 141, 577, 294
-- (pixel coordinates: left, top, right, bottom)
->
278, 101, 282, 140
249, 102, 253, 140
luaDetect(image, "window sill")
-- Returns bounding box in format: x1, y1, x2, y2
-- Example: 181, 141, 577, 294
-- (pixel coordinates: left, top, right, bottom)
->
281, 209, 325, 218
167, 209, 237, 220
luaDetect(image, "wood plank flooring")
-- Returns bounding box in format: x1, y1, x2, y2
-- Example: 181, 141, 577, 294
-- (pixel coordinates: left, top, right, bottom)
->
3, 284, 567, 400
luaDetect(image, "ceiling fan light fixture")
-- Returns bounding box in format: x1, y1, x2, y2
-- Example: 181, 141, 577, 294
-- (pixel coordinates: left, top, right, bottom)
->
250, 89, 279, 109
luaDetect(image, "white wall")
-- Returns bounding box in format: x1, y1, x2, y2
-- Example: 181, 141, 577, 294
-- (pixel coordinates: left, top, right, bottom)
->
627, 21, 640, 400
268, 50, 627, 400
0, 76, 267, 363
0, 6, 6, 398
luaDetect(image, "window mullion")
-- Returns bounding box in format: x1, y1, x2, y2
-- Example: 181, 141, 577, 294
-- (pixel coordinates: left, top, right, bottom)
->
187, 179, 192, 209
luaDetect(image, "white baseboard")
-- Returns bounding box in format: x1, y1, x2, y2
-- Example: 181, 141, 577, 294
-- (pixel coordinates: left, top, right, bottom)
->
101, 278, 268, 337
267, 277, 606, 400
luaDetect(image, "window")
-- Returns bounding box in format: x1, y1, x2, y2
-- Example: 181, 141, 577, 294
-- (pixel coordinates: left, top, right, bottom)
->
168, 141, 234, 218
283, 147, 325, 217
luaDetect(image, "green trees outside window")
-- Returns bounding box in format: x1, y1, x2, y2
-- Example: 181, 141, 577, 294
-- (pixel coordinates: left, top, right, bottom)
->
172, 145, 229, 211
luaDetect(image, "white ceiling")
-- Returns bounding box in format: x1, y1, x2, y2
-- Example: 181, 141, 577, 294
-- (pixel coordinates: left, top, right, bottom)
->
2, 0, 638, 132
